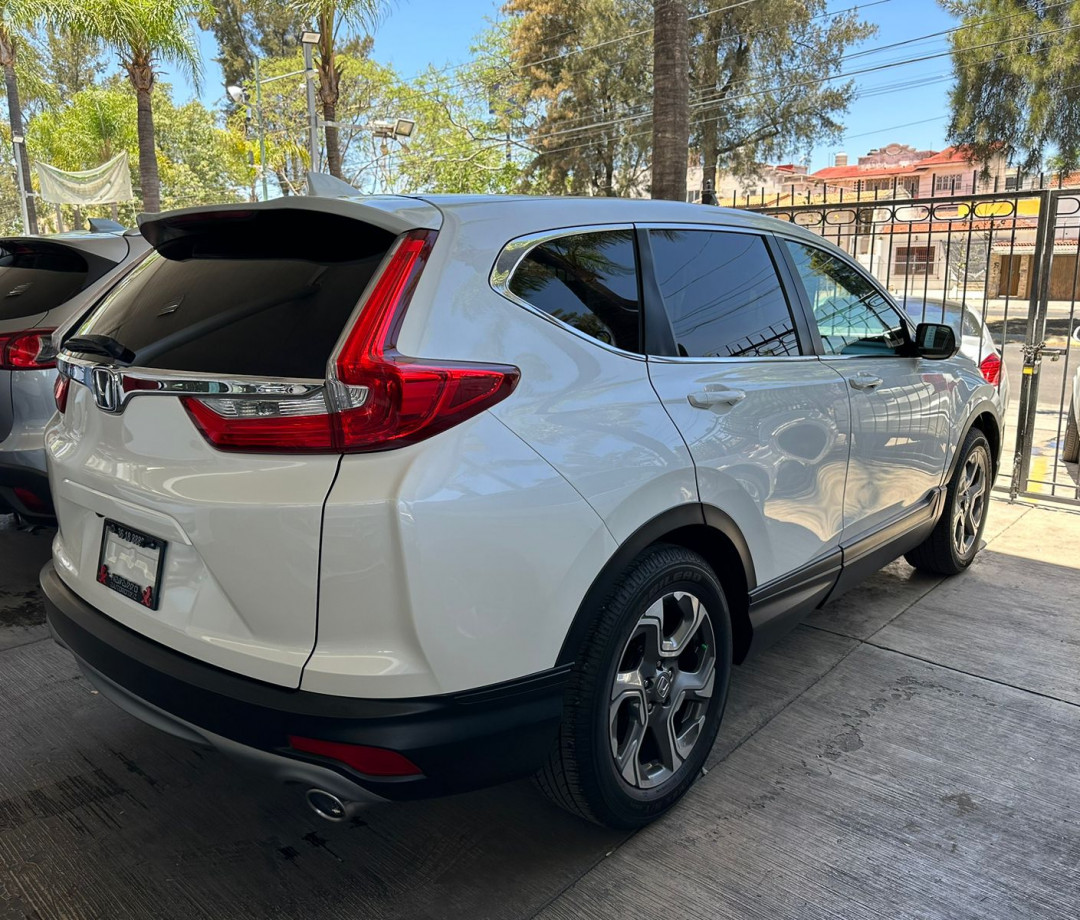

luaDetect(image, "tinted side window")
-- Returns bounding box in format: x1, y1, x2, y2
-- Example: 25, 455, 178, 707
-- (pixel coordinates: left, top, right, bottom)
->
785, 240, 908, 357
648, 230, 799, 358
508, 230, 641, 353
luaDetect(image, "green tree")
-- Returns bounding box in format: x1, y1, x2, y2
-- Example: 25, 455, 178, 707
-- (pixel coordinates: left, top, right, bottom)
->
692, 0, 875, 190
27, 81, 248, 222
0, 0, 61, 233
652, 0, 689, 201
247, 38, 524, 196
943, 0, 1080, 174
200, 0, 302, 88
43, 23, 106, 99
506, 0, 872, 197
376, 65, 523, 194
66, 0, 209, 212
289, 0, 384, 179
506, 0, 653, 196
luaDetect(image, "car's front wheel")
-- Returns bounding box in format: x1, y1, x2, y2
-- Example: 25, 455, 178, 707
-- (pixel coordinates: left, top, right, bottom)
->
536, 544, 732, 828
906, 427, 992, 575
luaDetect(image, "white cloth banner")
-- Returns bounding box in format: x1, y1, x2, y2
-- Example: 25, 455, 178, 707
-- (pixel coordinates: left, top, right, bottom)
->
35, 152, 134, 205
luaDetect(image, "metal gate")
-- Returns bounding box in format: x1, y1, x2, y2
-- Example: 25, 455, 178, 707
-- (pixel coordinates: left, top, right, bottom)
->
743, 187, 1080, 504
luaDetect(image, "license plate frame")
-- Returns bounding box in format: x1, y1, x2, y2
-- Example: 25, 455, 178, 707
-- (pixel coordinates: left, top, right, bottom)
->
97, 520, 167, 610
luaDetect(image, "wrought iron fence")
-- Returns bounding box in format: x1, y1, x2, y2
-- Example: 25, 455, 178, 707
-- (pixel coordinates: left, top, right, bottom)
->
741, 188, 1080, 504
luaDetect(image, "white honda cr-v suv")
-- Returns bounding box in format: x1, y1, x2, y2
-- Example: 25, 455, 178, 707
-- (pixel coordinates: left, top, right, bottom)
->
40, 194, 1003, 828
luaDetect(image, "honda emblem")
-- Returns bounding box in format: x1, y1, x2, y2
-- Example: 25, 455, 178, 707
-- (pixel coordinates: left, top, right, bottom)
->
92, 366, 121, 412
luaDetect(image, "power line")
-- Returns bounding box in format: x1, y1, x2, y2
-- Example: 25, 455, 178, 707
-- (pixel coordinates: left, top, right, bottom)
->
463, 0, 893, 141
528, 18, 1080, 148
691, 0, 1072, 108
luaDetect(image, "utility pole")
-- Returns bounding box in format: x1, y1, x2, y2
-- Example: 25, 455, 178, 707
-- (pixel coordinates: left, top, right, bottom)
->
254, 56, 269, 202
302, 32, 321, 174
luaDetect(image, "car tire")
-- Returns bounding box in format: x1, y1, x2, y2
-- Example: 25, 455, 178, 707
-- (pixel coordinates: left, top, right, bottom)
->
536, 544, 732, 829
905, 427, 992, 576
1064, 399, 1079, 463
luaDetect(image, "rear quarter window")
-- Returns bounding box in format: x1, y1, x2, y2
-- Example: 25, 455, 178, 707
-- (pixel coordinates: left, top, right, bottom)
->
507, 229, 641, 353
73, 210, 395, 379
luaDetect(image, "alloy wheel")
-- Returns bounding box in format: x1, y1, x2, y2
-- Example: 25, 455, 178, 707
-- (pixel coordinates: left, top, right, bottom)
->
608, 591, 716, 790
953, 448, 988, 558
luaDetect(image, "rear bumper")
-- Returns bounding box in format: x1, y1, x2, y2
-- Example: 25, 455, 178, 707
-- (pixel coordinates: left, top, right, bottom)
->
41, 562, 569, 802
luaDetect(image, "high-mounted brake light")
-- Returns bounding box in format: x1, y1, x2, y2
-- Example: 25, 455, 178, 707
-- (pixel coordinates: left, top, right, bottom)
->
0, 328, 57, 370
183, 229, 520, 453
979, 352, 1002, 386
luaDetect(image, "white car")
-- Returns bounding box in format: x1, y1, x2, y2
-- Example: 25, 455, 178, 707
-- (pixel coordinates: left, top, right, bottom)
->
901, 297, 1010, 413
40, 195, 1004, 829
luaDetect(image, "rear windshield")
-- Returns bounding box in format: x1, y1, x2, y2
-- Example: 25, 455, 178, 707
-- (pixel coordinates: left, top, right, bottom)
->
72, 210, 395, 379
0, 242, 90, 321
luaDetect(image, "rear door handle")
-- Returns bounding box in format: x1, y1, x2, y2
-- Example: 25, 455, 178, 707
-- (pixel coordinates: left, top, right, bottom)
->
847, 372, 883, 390
688, 387, 746, 409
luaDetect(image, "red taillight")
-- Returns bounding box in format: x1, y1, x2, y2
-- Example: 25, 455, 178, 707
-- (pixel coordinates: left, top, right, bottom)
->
0, 328, 57, 370
183, 394, 337, 452
13, 487, 48, 514
287, 736, 423, 777
53, 374, 70, 413
184, 229, 520, 454
980, 352, 1002, 386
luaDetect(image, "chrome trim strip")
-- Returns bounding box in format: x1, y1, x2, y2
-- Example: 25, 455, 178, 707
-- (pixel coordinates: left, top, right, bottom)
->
489, 223, 646, 362
633, 221, 764, 235
58, 354, 326, 412
645, 354, 822, 365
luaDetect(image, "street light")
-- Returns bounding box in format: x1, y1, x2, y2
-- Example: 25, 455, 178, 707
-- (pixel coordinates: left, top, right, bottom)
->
226, 59, 270, 202
10, 133, 30, 234
301, 30, 321, 174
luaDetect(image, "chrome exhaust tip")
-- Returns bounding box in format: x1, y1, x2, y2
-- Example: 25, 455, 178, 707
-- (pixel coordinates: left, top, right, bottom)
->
305, 788, 350, 822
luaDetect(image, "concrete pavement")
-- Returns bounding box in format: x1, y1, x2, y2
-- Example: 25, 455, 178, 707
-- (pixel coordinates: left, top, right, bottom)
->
1, 498, 1078, 919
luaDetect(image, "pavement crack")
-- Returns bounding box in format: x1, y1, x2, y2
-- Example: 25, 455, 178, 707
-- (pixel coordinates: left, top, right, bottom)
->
861, 640, 1080, 710
0, 635, 53, 656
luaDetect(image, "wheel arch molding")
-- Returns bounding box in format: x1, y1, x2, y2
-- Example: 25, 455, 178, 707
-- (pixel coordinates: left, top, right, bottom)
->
948, 399, 1002, 482
556, 503, 758, 668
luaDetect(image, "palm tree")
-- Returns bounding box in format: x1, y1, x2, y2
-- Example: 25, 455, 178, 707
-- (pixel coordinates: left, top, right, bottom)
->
291, 0, 384, 179
651, 0, 689, 201
0, 0, 53, 234
67, 0, 205, 212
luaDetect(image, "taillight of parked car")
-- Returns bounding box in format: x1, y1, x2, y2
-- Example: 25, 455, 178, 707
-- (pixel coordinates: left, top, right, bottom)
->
183, 229, 521, 454
980, 353, 1002, 386
0, 328, 56, 370
53, 374, 70, 414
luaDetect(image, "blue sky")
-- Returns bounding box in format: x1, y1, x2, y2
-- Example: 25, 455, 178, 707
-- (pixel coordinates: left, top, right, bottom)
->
164, 0, 960, 174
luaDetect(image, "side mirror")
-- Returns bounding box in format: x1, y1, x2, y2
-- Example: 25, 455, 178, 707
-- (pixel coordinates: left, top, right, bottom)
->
914, 322, 958, 360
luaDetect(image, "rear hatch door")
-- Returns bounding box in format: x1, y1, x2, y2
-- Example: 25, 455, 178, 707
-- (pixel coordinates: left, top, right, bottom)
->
48, 199, 441, 688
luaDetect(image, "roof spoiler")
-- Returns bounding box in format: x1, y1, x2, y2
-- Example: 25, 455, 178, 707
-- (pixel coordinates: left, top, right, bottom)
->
87, 218, 127, 233
305, 172, 361, 198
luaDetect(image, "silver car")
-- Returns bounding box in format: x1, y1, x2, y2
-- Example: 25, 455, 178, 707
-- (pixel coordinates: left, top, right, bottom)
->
0, 222, 148, 522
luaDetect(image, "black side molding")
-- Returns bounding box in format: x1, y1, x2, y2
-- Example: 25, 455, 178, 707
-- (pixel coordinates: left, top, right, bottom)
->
555, 503, 756, 666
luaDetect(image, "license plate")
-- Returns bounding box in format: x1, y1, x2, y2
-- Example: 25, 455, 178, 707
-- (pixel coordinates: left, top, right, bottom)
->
97, 520, 166, 610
